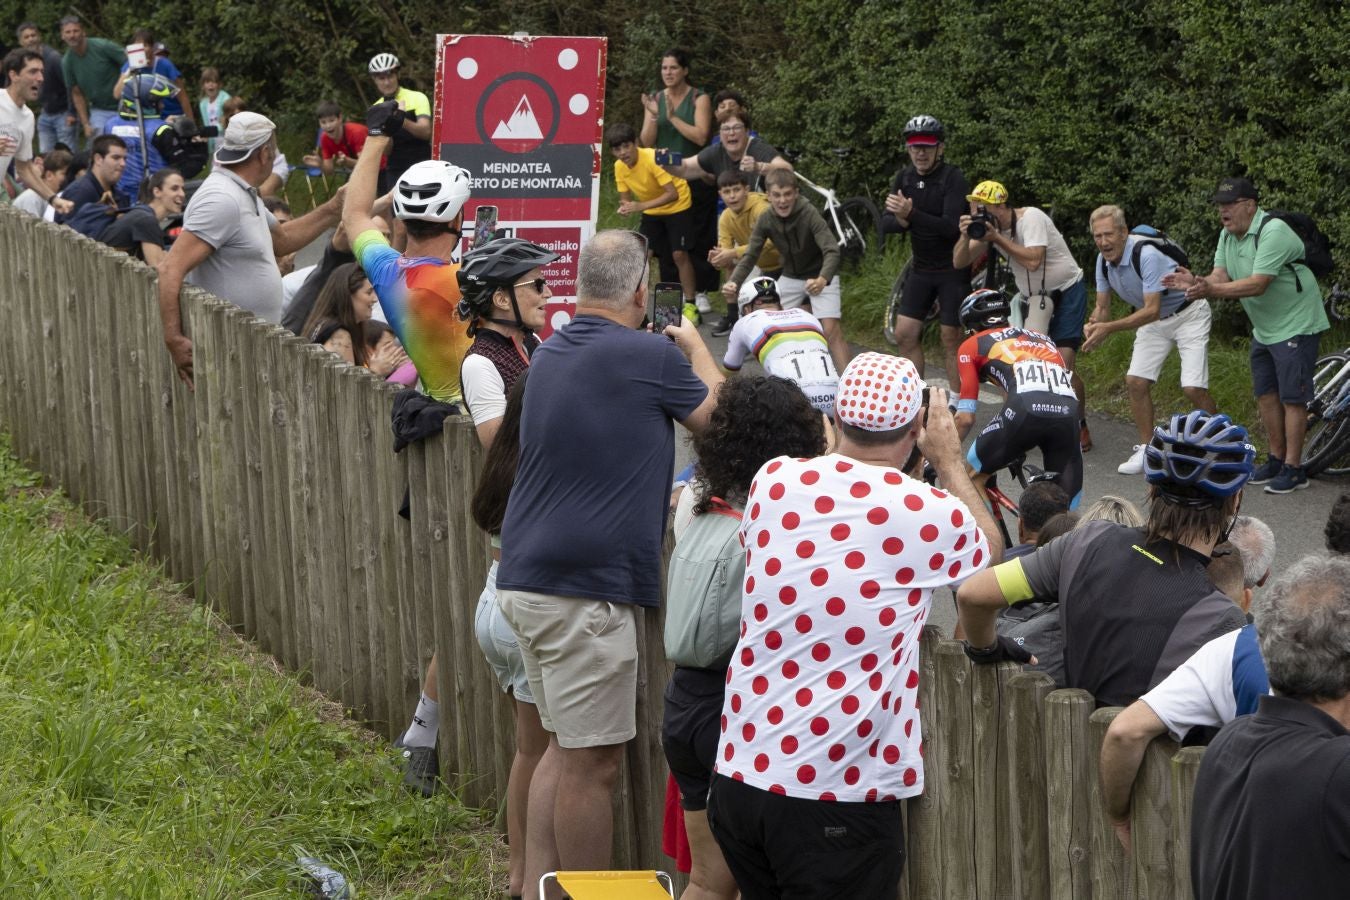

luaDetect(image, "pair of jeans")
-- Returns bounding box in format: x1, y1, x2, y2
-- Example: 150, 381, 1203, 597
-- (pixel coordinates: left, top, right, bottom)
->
37, 111, 77, 153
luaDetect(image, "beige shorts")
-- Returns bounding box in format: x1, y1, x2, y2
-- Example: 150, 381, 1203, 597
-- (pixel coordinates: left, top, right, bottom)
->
1128, 299, 1211, 387
497, 589, 639, 748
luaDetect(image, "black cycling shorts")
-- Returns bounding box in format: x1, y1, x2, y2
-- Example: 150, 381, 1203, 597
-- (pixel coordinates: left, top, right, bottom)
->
661, 667, 726, 811
966, 399, 1083, 506
897, 267, 971, 327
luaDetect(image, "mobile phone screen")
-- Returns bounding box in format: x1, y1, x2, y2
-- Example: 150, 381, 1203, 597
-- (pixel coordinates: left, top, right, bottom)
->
653, 282, 683, 331
471, 205, 498, 251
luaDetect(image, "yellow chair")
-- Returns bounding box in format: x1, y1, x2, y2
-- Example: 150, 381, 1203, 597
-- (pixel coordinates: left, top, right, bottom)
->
539, 869, 675, 899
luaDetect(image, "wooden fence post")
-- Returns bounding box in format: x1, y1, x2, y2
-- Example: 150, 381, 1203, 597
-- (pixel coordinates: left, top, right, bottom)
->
1170, 746, 1205, 899
1004, 672, 1054, 898
907, 625, 944, 900
1131, 735, 1179, 897
1088, 708, 1133, 899
1045, 688, 1094, 899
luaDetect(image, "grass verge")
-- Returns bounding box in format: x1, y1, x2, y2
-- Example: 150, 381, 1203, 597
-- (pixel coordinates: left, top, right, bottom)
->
0, 436, 502, 897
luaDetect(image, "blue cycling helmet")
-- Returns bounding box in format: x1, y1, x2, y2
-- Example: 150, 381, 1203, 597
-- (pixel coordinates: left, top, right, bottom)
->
1143, 411, 1255, 501
118, 73, 175, 118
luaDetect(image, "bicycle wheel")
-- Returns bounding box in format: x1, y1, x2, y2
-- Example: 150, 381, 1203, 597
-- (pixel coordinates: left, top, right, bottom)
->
1302, 353, 1350, 469
1303, 412, 1350, 477
837, 197, 881, 261
1326, 286, 1350, 324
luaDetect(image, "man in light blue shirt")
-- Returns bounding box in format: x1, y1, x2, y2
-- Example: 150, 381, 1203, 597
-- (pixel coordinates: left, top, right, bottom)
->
1082, 204, 1217, 474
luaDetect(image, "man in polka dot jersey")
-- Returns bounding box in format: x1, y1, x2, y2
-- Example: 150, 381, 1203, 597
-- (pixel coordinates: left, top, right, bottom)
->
706, 352, 1004, 898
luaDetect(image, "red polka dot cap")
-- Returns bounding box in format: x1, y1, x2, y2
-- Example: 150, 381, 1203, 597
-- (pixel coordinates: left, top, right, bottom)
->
835, 353, 926, 432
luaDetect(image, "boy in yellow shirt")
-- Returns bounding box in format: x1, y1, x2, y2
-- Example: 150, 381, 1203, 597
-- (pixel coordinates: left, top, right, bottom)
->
707, 169, 783, 335
608, 122, 697, 309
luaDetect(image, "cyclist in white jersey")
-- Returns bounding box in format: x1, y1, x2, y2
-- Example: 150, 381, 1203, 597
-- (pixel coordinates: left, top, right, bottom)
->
723, 277, 838, 416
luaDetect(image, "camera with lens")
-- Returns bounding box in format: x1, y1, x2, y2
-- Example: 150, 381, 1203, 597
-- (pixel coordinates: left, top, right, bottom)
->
967, 207, 997, 239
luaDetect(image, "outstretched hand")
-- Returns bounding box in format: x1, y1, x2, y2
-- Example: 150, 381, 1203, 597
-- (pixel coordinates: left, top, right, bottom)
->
365, 100, 405, 138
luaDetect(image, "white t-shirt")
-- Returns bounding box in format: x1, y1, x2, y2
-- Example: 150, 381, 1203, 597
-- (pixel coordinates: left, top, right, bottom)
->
723, 307, 838, 415
996, 206, 1082, 296
281, 264, 316, 311
1140, 622, 1268, 742
0, 88, 36, 181
461, 354, 508, 427
718, 453, 990, 802
12, 188, 49, 218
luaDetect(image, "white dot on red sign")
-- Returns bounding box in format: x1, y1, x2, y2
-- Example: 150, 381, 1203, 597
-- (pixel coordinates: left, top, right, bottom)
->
569, 93, 588, 114
550, 309, 571, 331
457, 58, 478, 79
557, 48, 579, 69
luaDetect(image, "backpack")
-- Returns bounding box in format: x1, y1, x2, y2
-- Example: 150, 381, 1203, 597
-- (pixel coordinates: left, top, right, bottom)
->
995, 601, 1065, 687
664, 498, 745, 670
1254, 210, 1334, 291
1098, 225, 1190, 284
64, 200, 120, 242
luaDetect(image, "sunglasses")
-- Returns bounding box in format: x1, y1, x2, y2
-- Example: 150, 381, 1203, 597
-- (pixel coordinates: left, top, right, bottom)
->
513, 277, 549, 293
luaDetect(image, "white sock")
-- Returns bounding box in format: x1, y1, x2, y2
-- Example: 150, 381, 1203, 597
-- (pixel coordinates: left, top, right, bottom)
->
401, 693, 439, 749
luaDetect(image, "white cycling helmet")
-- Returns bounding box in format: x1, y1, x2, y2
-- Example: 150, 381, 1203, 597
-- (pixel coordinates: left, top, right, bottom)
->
393, 160, 472, 223
738, 276, 780, 315
368, 52, 400, 74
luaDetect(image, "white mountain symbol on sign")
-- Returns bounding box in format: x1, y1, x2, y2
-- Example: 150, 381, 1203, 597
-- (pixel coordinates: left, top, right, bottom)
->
492, 96, 543, 140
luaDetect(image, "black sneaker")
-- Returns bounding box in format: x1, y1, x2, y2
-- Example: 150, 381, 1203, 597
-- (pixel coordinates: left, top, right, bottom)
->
401, 745, 439, 797
710, 318, 735, 338
1263, 464, 1309, 494
1248, 455, 1284, 485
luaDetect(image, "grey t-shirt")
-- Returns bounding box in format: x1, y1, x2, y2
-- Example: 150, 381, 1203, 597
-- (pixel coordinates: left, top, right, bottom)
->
696, 137, 783, 191
183, 168, 282, 322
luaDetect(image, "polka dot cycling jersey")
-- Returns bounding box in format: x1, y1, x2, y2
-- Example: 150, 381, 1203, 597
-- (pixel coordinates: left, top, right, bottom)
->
718, 453, 991, 802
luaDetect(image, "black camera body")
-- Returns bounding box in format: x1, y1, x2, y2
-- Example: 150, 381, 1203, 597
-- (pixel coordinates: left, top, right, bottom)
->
967, 208, 998, 239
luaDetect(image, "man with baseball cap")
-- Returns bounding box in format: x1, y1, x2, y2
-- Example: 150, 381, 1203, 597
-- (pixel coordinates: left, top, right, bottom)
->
706, 353, 1001, 898
1162, 176, 1330, 494
157, 110, 345, 387
882, 115, 972, 383
954, 179, 1093, 451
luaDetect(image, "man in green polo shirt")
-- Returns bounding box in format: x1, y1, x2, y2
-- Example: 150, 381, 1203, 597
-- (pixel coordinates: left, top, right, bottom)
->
1164, 177, 1329, 494
59, 15, 125, 144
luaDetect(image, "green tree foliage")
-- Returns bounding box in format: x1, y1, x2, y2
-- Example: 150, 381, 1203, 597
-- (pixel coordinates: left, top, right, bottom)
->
9, 0, 1347, 293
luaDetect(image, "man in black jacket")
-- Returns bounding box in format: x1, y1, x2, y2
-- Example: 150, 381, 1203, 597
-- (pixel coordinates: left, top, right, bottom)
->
882, 115, 970, 381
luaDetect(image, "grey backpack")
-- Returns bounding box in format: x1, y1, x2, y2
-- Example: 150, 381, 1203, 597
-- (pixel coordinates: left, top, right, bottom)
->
996, 601, 1065, 686
664, 499, 745, 669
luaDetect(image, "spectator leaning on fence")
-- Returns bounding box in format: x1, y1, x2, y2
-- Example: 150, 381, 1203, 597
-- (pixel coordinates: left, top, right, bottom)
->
495, 230, 722, 899
1098, 537, 1271, 854
1, 49, 74, 216
156, 112, 344, 386
957, 410, 1253, 707
1189, 555, 1350, 899
707, 355, 1001, 898
1163, 177, 1331, 495
1083, 204, 1218, 475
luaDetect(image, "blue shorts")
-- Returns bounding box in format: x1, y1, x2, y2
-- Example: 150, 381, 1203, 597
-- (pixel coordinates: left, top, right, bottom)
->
1047, 278, 1087, 350
473, 560, 534, 703
1250, 333, 1321, 404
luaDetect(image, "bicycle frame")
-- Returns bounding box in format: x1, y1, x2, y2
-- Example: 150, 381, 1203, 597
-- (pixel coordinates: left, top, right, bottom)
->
792, 169, 847, 235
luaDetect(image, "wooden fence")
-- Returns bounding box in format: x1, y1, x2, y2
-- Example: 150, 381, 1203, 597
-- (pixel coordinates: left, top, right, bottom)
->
0, 206, 1201, 897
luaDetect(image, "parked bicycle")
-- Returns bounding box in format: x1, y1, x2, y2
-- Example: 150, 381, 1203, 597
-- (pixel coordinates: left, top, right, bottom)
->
1303, 345, 1350, 477
781, 147, 882, 265
882, 249, 1015, 346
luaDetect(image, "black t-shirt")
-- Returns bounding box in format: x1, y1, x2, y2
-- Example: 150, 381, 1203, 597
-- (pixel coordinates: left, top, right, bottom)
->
695, 138, 782, 192
1013, 519, 1247, 707
1191, 695, 1350, 899
880, 161, 969, 272
282, 242, 355, 335
100, 206, 165, 256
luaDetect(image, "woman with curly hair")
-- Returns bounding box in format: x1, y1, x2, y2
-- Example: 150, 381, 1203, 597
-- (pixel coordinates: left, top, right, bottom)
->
661, 375, 826, 900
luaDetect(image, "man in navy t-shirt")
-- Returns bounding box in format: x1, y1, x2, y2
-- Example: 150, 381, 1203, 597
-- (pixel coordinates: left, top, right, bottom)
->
496, 229, 722, 892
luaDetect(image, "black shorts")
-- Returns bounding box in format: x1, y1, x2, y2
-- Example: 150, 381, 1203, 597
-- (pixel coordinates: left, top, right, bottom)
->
1250, 333, 1321, 404
706, 773, 906, 899
641, 208, 695, 257
661, 667, 725, 811
967, 400, 1083, 506
897, 266, 971, 327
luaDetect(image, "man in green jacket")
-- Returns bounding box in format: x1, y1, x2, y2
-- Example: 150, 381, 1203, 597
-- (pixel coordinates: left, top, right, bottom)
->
723, 167, 851, 372
1164, 177, 1330, 495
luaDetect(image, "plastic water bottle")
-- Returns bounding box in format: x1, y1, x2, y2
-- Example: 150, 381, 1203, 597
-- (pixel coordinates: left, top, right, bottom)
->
297, 856, 353, 899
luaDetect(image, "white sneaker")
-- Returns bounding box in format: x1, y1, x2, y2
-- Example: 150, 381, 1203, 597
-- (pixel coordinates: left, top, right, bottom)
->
695, 292, 713, 314
1117, 444, 1146, 475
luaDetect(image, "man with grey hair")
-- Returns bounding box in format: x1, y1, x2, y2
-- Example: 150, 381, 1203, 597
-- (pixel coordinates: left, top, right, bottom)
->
1082, 205, 1217, 475
1228, 514, 1275, 588
1191, 555, 1350, 897
496, 229, 722, 899
157, 111, 343, 388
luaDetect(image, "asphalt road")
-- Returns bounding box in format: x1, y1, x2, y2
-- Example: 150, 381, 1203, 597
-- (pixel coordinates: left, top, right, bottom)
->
295, 234, 1344, 635
676, 313, 1347, 636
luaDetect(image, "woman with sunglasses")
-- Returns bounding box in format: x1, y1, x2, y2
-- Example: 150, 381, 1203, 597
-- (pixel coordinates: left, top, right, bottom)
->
456, 236, 559, 449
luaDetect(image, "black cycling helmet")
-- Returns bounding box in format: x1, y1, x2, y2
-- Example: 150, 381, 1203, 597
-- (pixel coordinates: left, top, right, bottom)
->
456, 237, 559, 333
959, 288, 1010, 331
903, 115, 944, 142
1143, 411, 1256, 503
737, 276, 780, 316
